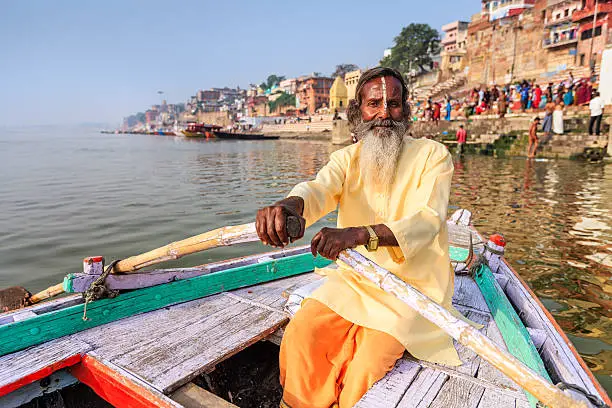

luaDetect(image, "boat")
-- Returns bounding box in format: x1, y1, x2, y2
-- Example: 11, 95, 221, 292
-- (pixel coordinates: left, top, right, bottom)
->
0, 210, 609, 408
213, 130, 280, 140
181, 123, 222, 138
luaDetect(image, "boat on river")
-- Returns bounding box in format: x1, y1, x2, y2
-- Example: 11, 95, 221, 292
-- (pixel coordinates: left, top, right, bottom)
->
0, 210, 609, 407
181, 123, 221, 138
213, 130, 280, 140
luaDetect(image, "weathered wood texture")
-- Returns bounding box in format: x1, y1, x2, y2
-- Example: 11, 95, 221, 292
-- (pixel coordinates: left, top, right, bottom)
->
0, 337, 91, 396
170, 382, 238, 408
474, 264, 550, 407
0, 251, 330, 357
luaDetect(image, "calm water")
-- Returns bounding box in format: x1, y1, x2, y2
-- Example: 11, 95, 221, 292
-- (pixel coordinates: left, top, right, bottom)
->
0, 127, 610, 393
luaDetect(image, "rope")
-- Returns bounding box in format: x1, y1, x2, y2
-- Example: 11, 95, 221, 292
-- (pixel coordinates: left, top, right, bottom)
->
556, 383, 609, 408
82, 259, 121, 321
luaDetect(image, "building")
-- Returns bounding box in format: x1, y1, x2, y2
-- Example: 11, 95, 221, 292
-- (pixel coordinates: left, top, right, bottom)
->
296, 75, 334, 114
572, 0, 612, 69
466, 0, 548, 85
344, 70, 361, 101
329, 76, 348, 111
279, 78, 298, 94
440, 21, 470, 79
543, 0, 582, 72
484, 0, 537, 21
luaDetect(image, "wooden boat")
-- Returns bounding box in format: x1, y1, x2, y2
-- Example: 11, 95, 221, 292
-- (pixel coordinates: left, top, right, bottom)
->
213, 130, 280, 140
0, 210, 609, 408
181, 123, 221, 138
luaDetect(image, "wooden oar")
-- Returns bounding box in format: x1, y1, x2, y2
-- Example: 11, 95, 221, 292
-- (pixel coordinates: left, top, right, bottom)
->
4, 217, 302, 308
337, 248, 588, 408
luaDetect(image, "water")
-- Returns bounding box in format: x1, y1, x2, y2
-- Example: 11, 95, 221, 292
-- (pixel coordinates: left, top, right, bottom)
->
0, 127, 610, 394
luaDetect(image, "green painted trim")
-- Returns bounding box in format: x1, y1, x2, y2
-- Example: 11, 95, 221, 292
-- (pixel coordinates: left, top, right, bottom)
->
449, 246, 470, 262
474, 264, 551, 408
62, 274, 74, 293
0, 253, 332, 357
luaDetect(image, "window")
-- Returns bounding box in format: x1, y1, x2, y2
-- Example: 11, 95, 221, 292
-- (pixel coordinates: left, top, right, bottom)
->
580, 53, 585, 65
581, 26, 602, 40
564, 9, 569, 17
339, 100, 343, 107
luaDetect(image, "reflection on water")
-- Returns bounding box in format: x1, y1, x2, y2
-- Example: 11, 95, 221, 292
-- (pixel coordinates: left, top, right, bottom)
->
0, 128, 609, 393
451, 155, 611, 392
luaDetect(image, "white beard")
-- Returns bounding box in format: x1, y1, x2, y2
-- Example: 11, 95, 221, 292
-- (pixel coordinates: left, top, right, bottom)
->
359, 130, 404, 192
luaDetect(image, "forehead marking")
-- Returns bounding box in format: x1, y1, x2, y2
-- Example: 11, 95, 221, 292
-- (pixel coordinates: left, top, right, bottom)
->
381, 77, 387, 110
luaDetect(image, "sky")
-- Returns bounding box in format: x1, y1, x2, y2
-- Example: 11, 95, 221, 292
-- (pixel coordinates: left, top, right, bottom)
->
0, 0, 477, 127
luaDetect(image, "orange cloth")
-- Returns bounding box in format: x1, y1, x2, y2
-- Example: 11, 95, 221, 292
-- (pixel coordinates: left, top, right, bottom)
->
280, 299, 405, 408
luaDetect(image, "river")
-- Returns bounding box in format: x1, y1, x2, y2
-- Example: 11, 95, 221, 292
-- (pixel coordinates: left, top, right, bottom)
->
0, 126, 610, 394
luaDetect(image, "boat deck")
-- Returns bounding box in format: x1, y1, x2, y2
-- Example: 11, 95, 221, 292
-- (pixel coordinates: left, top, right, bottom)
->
0, 224, 573, 407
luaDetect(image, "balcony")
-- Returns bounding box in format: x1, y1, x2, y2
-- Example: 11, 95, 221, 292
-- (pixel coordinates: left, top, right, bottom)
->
543, 36, 578, 48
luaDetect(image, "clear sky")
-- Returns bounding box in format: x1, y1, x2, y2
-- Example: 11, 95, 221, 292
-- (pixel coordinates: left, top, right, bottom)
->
0, 0, 478, 127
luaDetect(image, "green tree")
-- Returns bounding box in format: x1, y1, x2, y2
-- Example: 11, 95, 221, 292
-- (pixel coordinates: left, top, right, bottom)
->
269, 92, 296, 112
260, 74, 286, 91
331, 64, 359, 78
380, 23, 440, 74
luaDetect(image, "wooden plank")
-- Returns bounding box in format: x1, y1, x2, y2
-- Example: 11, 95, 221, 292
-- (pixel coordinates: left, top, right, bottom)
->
503, 279, 595, 392
73, 293, 288, 393
0, 252, 331, 357
175, 382, 236, 407
476, 321, 528, 408
70, 353, 182, 408
428, 376, 486, 408
474, 264, 550, 408
452, 275, 490, 312
452, 307, 491, 376
0, 337, 91, 397
396, 368, 449, 408
354, 358, 421, 408
170, 382, 237, 408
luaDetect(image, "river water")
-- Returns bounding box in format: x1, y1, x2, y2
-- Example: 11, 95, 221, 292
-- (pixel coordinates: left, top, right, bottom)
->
0, 127, 610, 394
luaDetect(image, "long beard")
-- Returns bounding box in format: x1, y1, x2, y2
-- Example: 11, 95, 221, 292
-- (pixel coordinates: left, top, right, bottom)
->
358, 128, 405, 192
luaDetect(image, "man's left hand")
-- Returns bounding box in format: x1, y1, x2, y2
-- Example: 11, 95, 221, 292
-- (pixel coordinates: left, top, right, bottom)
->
311, 227, 368, 260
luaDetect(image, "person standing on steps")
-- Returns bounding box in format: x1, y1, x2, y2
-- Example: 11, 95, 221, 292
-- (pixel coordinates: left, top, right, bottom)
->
589, 92, 605, 136
528, 117, 540, 159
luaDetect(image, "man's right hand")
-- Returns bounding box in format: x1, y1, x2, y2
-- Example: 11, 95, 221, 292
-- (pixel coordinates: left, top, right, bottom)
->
256, 197, 306, 248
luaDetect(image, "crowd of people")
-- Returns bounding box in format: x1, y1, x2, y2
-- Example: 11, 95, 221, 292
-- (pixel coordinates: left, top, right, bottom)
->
411, 72, 600, 135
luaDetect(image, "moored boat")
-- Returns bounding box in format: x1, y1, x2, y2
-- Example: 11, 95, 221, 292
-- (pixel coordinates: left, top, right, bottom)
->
181, 123, 222, 138
0, 210, 609, 407
213, 130, 280, 140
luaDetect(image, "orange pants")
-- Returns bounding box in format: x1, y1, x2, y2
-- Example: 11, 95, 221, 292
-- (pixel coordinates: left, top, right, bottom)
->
279, 299, 405, 408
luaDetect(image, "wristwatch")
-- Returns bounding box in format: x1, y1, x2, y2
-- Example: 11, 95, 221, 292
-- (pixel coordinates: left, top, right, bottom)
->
364, 225, 379, 252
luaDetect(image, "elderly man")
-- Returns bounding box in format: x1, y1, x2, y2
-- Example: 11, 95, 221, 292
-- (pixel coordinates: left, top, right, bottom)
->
256, 67, 461, 408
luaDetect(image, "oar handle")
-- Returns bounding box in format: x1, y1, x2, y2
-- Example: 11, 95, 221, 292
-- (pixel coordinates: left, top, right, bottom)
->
337, 249, 588, 408
25, 216, 302, 305
114, 216, 302, 273
29, 283, 65, 305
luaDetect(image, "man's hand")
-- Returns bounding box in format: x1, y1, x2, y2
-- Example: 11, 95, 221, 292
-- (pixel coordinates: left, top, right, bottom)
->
256, 197, 306, 248
311, 227, 369, 260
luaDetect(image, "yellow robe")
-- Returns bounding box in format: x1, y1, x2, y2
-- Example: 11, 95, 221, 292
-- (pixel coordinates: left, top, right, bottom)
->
288, 137, 463, 366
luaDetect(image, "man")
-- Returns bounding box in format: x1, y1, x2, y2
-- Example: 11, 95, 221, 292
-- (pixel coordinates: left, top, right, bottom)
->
589, 91, 605, 136
256, 67, 463, 408
528, 117, 540, 159
520, 83, 530, 111
456, 124, 467, 156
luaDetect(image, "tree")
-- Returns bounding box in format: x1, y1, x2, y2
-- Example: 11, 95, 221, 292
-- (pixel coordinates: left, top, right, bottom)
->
380, 23, 440, 75
260, 74, 286, 91
268, 92, 296, 113
331, 64, 359, 79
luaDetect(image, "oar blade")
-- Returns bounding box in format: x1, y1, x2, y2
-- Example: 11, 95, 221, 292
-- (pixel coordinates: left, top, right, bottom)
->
0, 286, 31, 312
